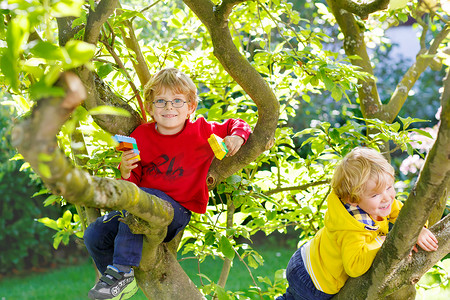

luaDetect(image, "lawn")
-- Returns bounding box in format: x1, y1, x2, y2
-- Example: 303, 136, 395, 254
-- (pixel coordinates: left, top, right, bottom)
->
0, 245, 294, 300
1, 244, 448, 300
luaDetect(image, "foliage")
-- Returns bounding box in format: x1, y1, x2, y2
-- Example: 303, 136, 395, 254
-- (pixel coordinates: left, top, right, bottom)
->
0, 0, 449, 298
0, 104, 63, 274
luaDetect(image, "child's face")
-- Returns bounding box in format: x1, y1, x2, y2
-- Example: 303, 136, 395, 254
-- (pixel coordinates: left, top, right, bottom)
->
352, 173, 396, 221
150, 88, 195, 135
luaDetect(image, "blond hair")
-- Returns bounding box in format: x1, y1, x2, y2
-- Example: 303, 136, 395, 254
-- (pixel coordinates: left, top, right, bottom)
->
332, 147, 395, 204
143, 68, 199, 114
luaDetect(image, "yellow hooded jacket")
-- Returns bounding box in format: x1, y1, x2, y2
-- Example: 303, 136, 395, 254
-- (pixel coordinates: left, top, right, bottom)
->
302, 190, 403, 294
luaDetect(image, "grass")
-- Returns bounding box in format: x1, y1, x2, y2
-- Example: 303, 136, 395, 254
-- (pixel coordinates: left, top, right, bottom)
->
0, 245, 294, 300
1, 244, 449, 300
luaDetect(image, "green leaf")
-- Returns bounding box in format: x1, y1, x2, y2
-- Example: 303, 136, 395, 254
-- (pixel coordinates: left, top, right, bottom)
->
53, 234, 63, 249
38, 163, 51, 178
398, 116, 429, 130
88, 0, 96, 11
19, 162, 30, 171
390, 122, 401, 132
406, 143, 414, 155
302, 94, 311, 103
323, 76, 335, 91
226, 175, 241, 185
274, 268, 286, 282
88, 106, 131, 117
37, 217, 59, 231
409, 128, 433, 139
29, 41, 63, 60
215, 285, 230, 300
9, 153, 24, 161
219, 235, 235, 260
204, 231, 215, 246
44, 65, 64, 86
398, 13, 408, 23
63, 40, 96, 69
2, 15, 29, 91
52, 0, 83, 17
29, 82, 65, 100
257, 276, 272, 285
62, 210, 73, 225
168, 18, 182, 28
389, 0, 409, 10
43, 195, 61, 206
97, 63, 115, 78
331, 86, 342, 101
247, 255, 258, 269
300, 206, 313, 214
310, 76, 319, 86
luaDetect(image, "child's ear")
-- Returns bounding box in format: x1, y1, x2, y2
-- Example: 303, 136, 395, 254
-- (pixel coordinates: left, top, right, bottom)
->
188, 102, 197, 115
145, 103, 153, 118
145, 102, 151, 113
345, 196, 358, 206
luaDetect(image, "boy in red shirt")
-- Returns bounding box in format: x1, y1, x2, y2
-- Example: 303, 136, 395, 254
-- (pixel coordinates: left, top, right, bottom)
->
84, 68, 252, 300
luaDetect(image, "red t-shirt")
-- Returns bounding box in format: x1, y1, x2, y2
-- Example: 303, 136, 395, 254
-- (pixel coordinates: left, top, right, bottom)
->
123, 117, 251, 213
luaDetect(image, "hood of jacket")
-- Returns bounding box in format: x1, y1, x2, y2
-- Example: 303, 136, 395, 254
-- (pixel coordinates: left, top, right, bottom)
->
324, 190, 379, 233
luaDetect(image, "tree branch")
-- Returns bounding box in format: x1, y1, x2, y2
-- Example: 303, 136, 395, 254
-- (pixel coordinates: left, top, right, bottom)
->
56, 17, 83, 46
183, 0, 279, 188
11, 72, 172, 225
326, 0, 381, 118
77, 68, 143, 135
334, 214, 450, 299
215, 0, 247, 20
333, 0, 390, 19
385, 24, 450, 122
368, 59, 450, 299
100, 24, 147, 122
54, 1, 143, 135
117, 3, 152, 86
85, 0, 119, 45
334, 58, 450, 300
380, 214, 450, 297
264, 180, 330, 196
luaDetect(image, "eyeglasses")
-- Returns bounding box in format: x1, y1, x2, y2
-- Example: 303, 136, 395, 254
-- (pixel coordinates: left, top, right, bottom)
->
153, 99, 188, 108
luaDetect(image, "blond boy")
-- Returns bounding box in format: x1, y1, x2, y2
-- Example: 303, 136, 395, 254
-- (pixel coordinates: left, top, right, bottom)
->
84, 68, 252, 300
277, 147, 438, 300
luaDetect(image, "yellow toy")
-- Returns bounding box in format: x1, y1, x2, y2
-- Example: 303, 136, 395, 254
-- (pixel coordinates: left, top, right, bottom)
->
208, 134, 228, 160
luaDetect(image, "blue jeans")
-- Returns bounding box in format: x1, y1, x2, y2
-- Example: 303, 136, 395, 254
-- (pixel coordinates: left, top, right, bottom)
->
276, 247, 334, 300
84, 188, 191, 274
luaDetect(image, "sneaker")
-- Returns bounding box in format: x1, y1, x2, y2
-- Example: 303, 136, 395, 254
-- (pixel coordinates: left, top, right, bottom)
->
88, 265, 138, 300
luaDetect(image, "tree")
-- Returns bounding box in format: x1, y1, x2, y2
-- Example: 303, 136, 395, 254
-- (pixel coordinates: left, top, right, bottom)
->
6, 0, 279, 299
2, 0, 449, 299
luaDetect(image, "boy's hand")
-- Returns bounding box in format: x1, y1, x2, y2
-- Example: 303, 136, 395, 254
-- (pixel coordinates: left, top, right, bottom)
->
119, 150, 139, 179
411, 227, 438, 254
224, 135, 245, 157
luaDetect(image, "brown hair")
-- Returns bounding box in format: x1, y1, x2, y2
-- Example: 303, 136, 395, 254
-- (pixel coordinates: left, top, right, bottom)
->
143, 68, 199, 114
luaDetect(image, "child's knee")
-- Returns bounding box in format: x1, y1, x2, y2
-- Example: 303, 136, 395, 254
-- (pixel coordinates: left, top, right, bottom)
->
83, 222, 97, 248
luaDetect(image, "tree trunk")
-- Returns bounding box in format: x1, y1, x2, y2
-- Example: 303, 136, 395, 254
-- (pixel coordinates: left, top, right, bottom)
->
330, 8, 450, 297
11, 73, 204, 299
